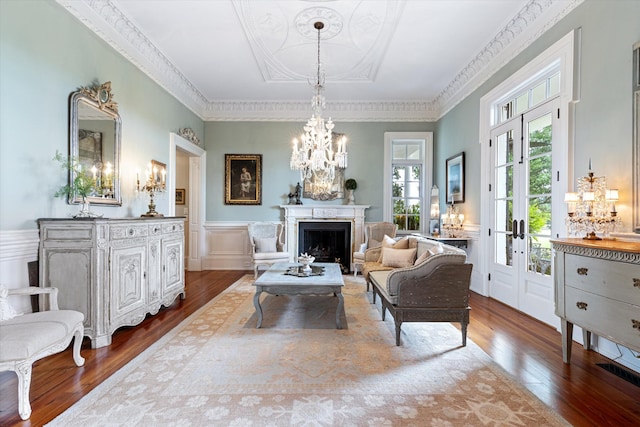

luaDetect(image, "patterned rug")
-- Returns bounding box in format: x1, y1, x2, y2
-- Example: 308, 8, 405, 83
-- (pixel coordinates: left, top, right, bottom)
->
47, 274, 569, 426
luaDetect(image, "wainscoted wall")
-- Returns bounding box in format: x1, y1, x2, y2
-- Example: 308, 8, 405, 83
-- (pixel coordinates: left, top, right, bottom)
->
0, 230, 40, 314
202, 222, 254, 271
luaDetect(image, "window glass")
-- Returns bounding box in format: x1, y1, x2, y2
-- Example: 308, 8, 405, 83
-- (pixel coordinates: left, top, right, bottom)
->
531, 81, 547, 106
516, 92, 529, 115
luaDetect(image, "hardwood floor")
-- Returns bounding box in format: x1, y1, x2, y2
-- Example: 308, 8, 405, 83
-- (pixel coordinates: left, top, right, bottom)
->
1, 270, 638, 426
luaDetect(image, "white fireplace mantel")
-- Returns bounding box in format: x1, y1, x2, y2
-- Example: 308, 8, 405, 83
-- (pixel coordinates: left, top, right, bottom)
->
280, 205, 370, 267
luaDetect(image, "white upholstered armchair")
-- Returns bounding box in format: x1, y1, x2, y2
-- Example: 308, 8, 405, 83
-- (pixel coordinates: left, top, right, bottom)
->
352, 222, 397, 276
248, 222, 290, 278
0, 286, 85, 420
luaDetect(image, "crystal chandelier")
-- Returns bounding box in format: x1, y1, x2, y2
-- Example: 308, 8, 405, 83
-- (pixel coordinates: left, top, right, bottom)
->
441, 204, 465, 238
290, 21, 347, 195
564, 161, 621, 240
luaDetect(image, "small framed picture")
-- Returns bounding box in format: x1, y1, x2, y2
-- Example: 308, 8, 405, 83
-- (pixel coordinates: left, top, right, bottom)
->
224, 154, 262, 205
446, 152, 465, 204
175, 188, 185, 205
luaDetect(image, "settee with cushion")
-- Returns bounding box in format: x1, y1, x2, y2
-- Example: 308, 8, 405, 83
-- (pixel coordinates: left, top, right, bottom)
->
364, 236, 473, 346
0, 286, 85, 420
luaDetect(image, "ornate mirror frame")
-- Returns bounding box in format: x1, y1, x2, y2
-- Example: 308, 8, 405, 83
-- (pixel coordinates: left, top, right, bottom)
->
69, 81, 122, 206
633, 42, 640, 233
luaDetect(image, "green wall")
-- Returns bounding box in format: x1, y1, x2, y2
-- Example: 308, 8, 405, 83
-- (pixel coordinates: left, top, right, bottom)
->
436, 0, 640, 229
204, 121, 436, 222
0, 0, 203, 230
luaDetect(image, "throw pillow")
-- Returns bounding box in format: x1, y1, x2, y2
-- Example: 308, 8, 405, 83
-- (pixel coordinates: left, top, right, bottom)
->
428, 243, 445, 256
414, 250, 433, 265
0, 287, 18, 321
254, 237, 277, 253
377, 235, 410, 262
381, 247, 417, 268
392, 237, 410, 249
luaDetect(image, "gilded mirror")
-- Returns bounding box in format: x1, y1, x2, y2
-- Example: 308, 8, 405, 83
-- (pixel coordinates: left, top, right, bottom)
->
633, 42, 639, 233
69, 81, 121, 206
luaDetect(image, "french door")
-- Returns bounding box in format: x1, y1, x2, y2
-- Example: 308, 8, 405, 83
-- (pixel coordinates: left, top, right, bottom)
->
488, 98, 559, 324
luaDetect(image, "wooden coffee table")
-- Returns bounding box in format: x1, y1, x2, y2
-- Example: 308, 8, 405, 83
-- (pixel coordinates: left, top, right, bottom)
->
252, 262, 345, 329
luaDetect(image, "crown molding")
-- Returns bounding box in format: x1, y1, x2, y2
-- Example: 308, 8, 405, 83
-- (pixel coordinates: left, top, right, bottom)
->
55, 0, 209, 118
56, 0, 582, 122
435, 0, 583, 118
202, 100, 438, 122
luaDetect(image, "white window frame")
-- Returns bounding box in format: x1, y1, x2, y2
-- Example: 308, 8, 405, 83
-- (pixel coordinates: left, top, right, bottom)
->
383, 132, 433, 234
478, 30, 577, 296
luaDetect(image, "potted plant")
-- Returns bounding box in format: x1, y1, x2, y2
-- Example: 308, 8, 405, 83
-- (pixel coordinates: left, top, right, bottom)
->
53, 150, 101, 217
345, 178, 357, 205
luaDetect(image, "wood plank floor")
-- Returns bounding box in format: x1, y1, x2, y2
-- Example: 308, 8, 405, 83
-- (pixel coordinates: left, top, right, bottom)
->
1, 270, 639, 426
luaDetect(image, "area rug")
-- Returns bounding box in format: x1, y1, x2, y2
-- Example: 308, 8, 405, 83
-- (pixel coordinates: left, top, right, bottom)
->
47, 274, 569, 426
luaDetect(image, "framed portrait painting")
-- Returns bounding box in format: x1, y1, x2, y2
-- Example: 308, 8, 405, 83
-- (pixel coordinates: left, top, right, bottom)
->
225, 154, 262, 205
175, 188, 185, 205
446, 152, 465, 204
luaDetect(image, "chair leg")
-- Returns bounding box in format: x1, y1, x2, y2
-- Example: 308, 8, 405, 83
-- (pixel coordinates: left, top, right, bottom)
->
72, 324, 86, 366
15, 362, 32, 420
395, 320, 402, 346
254, 265, 258, 279
461, 321, 468, 347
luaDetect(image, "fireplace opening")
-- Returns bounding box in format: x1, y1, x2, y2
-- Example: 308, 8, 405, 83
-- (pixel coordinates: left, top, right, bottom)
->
298, 221, 351, 273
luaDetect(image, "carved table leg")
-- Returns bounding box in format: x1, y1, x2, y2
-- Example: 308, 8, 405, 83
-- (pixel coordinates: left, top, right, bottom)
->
582, 328, 592, 351
561, 319, 573, 364
253, 288, 263, 328
335, 290, 344, 329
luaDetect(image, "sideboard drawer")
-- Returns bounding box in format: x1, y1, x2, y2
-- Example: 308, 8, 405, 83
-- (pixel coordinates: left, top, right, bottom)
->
565, 286, 640, 351
110, 224, 149, 240
565, 254, 640, 304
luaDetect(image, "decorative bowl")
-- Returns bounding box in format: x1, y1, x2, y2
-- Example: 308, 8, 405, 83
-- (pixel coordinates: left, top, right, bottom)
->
298, 254, 315, 272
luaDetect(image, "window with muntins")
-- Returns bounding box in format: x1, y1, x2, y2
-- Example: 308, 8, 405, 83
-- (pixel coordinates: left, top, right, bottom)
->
392, 141, 423, 232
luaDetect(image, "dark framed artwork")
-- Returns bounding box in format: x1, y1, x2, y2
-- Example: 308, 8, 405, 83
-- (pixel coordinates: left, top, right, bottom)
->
175, 188, 185, 205
446, 152, 465, 204
78, 129, 102, 170
225, 154, 262, 205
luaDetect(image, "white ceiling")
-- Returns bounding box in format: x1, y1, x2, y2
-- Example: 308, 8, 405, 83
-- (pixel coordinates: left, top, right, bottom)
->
57, 0, 581, 121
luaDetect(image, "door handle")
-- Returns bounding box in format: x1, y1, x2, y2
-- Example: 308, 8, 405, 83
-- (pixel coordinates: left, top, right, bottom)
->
519, 219, 525, 240
513, 220, 518, 239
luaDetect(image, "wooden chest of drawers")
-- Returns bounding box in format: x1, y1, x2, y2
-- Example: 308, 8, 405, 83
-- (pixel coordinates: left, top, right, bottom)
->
552, 238, 640, 364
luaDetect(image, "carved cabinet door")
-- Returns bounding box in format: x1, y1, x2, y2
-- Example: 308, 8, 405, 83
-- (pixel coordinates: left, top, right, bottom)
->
110, 244, 146, 325
162, 236, 184, 297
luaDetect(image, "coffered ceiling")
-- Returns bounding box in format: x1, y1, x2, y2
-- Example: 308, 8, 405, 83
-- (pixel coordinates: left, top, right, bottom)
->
56, 0, 581, 121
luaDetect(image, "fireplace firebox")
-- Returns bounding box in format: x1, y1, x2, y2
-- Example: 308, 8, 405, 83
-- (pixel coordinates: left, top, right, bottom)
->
298, 221, 351, 273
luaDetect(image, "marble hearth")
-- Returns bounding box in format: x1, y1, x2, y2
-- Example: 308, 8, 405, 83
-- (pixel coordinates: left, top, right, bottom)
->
280, 205, 369, 271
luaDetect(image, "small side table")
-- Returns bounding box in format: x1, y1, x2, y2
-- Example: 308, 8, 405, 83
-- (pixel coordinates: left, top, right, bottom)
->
422, 235, 469, 249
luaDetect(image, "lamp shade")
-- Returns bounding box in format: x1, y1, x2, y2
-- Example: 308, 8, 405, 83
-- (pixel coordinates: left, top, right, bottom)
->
605, 189, 619, 201
564, 192, 579, 203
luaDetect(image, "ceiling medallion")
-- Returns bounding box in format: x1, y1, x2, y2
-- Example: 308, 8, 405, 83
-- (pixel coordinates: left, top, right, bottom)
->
295, 7, 342, 40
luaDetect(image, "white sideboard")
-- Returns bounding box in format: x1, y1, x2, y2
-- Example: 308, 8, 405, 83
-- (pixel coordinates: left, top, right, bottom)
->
552, 238, 640, 364
38, 217, 185, 348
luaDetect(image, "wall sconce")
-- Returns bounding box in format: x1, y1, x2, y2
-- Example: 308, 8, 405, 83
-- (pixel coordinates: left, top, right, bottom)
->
564, 161, 621, 240
136, 160, 166, 217
441, 204, 464, 238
